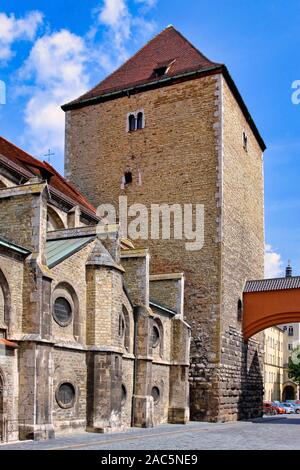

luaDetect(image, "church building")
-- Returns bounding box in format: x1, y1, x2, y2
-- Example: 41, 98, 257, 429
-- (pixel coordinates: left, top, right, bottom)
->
0, 136, 190, 442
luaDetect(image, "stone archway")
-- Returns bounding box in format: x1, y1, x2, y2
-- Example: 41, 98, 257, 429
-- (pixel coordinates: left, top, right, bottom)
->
283, 383, 297, 401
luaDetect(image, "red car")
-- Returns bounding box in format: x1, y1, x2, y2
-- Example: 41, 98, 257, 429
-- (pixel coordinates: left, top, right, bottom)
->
271, 403, 286, 414
263, 402, 278, 415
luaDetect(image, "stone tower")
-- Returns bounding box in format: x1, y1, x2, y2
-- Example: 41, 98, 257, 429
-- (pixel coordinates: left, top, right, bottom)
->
63, 26, 266, 421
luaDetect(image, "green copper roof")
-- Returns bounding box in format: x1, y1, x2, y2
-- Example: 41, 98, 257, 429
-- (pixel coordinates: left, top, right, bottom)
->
0, 237, 31, 255
46, 236, 95, 268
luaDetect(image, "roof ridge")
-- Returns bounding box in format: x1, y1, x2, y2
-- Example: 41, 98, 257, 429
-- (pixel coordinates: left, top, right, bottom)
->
169, 26, 220, 67
71, 26, 176, 105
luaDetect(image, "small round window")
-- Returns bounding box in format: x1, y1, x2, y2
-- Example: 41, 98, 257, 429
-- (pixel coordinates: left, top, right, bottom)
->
53, 297, 72, 327
151, 386, 160, 404
152, 324, 160, 348
121, 384, 127, 406
56, 382, 76, 409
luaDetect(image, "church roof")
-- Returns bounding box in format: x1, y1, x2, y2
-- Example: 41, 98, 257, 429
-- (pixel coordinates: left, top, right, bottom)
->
45, 235, 96, 268
0, 136, 97, 218
63, 25, 221, 109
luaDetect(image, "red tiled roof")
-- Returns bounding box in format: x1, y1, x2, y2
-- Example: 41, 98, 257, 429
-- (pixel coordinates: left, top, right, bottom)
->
64, 25, 221, 108
0, 136, 97, 215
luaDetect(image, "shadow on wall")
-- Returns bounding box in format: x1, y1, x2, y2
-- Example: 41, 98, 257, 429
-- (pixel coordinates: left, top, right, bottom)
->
238, 346, 264, 420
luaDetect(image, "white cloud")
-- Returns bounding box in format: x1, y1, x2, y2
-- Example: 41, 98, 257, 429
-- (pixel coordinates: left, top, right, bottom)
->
265, 244, 284, 279
20, 30, 90, 158
94, 0, 156, 64
96, 0, 131, 61
135, 0, 157, 8
16, 1, 157, 167
0, 11, 43, 62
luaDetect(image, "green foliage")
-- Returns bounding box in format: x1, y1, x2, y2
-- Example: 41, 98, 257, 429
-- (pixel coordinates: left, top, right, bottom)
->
288, 346, 300, 385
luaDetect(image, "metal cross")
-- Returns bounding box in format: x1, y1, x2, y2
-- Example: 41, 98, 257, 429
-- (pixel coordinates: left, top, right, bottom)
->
44, 149, 55, 164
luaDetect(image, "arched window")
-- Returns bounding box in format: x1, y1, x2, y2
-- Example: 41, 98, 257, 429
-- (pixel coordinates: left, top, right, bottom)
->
136, 112, 144, 130
0, 269, 10, 335
122, 306, 130, 352
152, 318, 164, 358
128, 114, 136, 132
124, 171, 133, 185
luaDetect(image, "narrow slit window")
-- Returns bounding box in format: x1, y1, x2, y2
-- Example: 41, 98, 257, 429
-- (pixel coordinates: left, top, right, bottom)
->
243, 132, 248, 152
128, 114, 136, 132
124, 171, 133, 185
137, 112, 143, 130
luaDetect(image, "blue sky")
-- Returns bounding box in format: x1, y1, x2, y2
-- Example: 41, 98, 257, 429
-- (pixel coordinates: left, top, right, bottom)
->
0, 0, 300, 276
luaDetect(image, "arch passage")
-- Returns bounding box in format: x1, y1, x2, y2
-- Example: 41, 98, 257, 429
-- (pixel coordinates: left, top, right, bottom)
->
243, 281, 300, 340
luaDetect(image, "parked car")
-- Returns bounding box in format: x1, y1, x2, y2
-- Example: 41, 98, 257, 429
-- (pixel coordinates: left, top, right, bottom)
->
263, 402, 277, 415
272, 402, 286, 414
291, 404, 300, 414
280, 403, 295, 414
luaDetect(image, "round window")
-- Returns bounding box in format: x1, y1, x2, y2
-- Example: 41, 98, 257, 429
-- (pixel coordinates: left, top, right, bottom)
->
121, 384, 127, 406
152, 324, 160, 348
151, 386, 160, 404
56, 382, 76, 409
53, 297, 72, 326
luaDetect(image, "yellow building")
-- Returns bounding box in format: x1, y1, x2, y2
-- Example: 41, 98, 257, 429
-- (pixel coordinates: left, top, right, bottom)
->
264, 326, 285, 402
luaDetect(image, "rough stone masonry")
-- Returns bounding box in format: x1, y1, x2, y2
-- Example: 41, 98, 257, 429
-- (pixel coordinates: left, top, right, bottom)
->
63, 25, 266, 422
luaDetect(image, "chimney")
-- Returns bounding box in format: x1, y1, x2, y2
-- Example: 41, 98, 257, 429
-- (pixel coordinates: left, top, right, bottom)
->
286, 260, 292, 278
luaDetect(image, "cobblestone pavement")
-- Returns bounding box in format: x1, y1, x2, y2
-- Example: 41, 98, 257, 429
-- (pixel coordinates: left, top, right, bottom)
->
1, 415, 300, 450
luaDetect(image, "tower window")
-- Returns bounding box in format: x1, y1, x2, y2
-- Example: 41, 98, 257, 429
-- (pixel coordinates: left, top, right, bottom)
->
124, 171, 133, 185
128, 114, 136, 132
137, 112, 144, 130
243, 132, 248, 152
127, 110, 144, 132
288, 326, 294, 336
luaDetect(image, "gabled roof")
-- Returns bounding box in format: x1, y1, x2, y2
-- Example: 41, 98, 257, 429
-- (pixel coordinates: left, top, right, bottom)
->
62, 25, 266, 151
63, 25, 220, 109
0, 136, 97, 217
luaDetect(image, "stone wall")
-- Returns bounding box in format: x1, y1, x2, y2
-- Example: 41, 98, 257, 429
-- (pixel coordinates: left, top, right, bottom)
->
65, 75, 222, 420
53, 348, 87, 433
0, 350, 19, 442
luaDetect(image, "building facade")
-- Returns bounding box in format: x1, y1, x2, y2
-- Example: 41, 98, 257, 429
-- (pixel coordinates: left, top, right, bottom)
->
282, 322, 300, 400
263, 326, 285, 402
63, 26, 266, 421
0, 137, 190, 442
